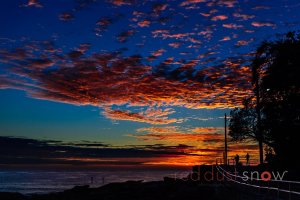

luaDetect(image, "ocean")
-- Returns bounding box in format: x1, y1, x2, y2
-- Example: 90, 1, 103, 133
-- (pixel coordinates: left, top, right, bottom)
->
0, 169, 190, 194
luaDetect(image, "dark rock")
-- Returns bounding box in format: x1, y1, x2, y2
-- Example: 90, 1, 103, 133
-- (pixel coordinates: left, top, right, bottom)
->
0, 192, 26, 200
0, 181, 239, 200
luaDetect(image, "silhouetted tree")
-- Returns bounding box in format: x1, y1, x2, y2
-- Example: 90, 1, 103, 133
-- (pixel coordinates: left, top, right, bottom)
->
229, 98, 257, 141
229, 31, 300, 167
265, 146, 275, 164
258, 32, 300, 167
229, 97, 265, 165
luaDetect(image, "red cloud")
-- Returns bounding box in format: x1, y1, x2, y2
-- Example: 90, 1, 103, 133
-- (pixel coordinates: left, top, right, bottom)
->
137, 20, 151, 27
102, 107, 182, 125
0, 42, 253, 123
180, 0, 207, 7
233, 13, 255, 20
59, 12, 74, 21
222, 23, 243, 29
95, 17, 113, 36
117, 30, 135, 43
108, 0, 134, 6
129, 126, 224, 142
211, 15, 228, 21
235, 40, 247, 46
168, 42, 181, 48
251, 21, 276, 27
151, 49, 165, 57
24, 0, 43, 8
219, 36, 231, 41
128, 125, 259, 164
152, 3, 168, 13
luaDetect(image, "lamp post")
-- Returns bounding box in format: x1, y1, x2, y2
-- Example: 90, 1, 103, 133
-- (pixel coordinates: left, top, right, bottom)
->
224, 113, 228, 165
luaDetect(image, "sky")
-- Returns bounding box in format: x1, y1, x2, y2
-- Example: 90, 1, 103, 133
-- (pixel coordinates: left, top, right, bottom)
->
0, 0, 300, 168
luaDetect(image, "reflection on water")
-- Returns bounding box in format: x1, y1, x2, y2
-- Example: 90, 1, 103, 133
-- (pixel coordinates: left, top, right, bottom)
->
0, 169, 189, 194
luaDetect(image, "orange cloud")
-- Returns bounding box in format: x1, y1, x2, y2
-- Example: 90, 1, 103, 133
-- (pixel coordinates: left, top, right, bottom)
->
117, 30, 135, 42
219, 36, 231, 41
109, 0, 134, 6
137, 20, 151, 27
251, 21, 276, 27
233, 13, 255, 20
218, 0, 238, 8
102, 107, 182, 125
222, 23, 243, 29
128, 126, 259, 165
59, 12, 74, 21
95, 17, 113, 36
211, 15, 228, 21
180, 0, 207, 7
151, 49, 165, 57
143, 155, 205, 166
24, 0, 43, 8
129, 126, 224, 143
0, 42, 253, 123
235, 39, 254, 47
168, 42, 181, 48
191, 127, 223, 134
152, 3, 168, 13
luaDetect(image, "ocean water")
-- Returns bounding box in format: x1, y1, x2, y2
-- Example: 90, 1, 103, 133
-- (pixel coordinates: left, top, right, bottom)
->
0, 169, 190, 194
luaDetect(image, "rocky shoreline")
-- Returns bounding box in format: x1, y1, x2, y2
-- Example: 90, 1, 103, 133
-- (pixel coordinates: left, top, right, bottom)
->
2, 165, 298, 200
0, 179, 239, 200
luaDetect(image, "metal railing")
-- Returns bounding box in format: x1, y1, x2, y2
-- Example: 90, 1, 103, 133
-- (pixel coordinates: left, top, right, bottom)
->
215, 160, 300, 198
216, 158, 257, 166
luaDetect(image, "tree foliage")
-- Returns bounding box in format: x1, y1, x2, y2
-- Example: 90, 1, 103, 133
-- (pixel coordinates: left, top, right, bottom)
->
229, 31, 300, 167
229, 98, 257, 141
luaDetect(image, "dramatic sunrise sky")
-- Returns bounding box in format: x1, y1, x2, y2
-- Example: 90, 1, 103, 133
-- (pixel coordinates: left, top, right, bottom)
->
0, 0, 300, 167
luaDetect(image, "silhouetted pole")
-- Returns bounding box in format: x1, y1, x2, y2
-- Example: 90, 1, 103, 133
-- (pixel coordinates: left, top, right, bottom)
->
253, 61, 264, 165
224, 113, 228, 165
256, 89, 264, 165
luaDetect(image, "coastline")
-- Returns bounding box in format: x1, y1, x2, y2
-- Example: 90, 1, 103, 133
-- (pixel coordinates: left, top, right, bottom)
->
1, 165, 300, 200
0, 180, 239, 200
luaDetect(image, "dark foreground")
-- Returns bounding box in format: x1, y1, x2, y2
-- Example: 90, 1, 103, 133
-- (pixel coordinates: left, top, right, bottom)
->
0, 181, 236, 200
0, 179, 292, 200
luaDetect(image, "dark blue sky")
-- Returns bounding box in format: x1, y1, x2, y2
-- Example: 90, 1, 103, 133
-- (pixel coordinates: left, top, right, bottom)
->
0, 0, 300, 166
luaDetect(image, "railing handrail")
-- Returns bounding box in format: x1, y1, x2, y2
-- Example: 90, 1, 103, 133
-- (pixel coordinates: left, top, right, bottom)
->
215, 165, 300, 196
216, 161, 300, 185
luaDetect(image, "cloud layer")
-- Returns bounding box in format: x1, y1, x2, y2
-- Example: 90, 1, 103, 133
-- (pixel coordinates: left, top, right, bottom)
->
0, 42, 252, 124
2, 0, 298, 124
